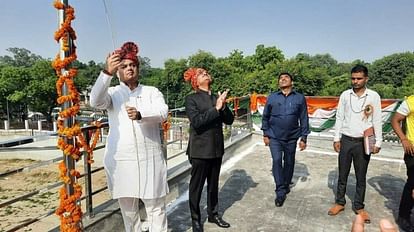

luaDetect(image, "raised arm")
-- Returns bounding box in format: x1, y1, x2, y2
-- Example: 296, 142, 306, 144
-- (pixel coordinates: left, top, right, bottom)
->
90, 53, 121, 109
90, 71, 113, 110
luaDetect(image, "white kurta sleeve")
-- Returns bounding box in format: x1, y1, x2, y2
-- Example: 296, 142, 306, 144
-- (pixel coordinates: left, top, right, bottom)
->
90, 71, 113, 110
139, 87, 168, 123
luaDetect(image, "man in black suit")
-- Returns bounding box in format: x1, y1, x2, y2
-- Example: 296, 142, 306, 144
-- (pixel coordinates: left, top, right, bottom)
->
184, 67, 234, 232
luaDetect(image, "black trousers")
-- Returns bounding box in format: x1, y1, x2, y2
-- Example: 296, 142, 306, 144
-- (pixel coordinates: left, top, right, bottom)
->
399, 155, 414, 219
335, 135, 370, 211
189, 157, 222, 222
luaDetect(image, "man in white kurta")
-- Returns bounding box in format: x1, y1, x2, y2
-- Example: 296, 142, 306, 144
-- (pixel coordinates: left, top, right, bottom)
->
90, 41, 168, 232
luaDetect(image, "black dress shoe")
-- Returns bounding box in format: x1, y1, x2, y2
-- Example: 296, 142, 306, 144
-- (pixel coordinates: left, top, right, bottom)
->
397, 217, 414, 232
192, 220, 203, 232
208, 215, 230, 228
275, 196, 286, 207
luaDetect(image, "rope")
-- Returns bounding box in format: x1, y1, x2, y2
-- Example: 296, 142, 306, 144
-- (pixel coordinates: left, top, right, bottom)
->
102, 0, 117, 49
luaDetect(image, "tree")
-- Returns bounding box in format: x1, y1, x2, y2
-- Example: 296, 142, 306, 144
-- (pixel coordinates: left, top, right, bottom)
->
253, 44, 284, 70
396, 72, 414, 98
75, 60, 102, 99
295, 53, 312, 62
162, 59, 190, 108
370, 52, 414, 87
140, 67, 163, 87
318, 74, 350, 96
139, 56, 153, 78
242, 68, 275, 95
370, 83, 396, 99
310, 54, 337, 69
0, 47, 42, 67
188, 50, 217, 70
276, 58, 329, 96
209, 59, 235, 94
26, 59, 58, 122
227, 49, 245, 71
0, 65, 31, 120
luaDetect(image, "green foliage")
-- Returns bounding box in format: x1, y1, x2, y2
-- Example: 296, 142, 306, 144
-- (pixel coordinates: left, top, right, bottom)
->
0, 65, 31, 120
139, 56, 152, 78
0, 66, 31, 98
26, 60, 58, 121
140, 67, 163, 87
162, 59, 191, 108
396, 72, 414, 98
275, 58, 329, 96
319, 74, 349, 96
253, 44, 284, 69
0, 48, 103, 122
1, 46, 412, 122
0, 48, 42, 67
209, 59, 235, 94
370, 83, 396, 99
188, 50, 217, 70
74, 60, 102, 91
370, 52, 414, 87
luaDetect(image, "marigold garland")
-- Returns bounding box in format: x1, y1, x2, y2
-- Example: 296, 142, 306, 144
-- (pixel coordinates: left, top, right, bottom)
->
52, 1, 102, 231
250, 92, 258, 113
162, 112, 172, 141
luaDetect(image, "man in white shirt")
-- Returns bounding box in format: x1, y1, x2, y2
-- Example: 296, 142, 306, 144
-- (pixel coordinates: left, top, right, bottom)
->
328, 64, 382, 224
90, 41, 168, 232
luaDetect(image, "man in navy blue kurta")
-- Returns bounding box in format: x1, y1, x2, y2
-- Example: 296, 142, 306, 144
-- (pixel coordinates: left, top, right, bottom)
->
261, 72, 310, 207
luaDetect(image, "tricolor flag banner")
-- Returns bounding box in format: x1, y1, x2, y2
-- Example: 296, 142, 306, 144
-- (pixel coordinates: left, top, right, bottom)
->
249, 95, 402, 135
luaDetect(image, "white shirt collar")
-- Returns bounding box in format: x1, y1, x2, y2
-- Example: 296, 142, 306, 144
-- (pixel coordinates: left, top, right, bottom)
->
350, 88, 368, 98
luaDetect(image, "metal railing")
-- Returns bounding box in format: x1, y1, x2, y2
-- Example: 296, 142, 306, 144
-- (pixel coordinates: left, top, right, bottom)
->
0, 109, 253, 232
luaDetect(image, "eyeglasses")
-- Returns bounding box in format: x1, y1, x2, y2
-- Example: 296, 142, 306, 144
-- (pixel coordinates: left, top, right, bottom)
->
351, 77, 364, 80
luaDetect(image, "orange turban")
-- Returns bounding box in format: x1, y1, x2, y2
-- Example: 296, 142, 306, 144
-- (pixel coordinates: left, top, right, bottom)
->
184, 68, 206, 90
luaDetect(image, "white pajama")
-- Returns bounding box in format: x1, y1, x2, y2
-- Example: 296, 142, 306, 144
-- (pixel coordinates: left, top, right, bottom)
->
119, 197, 167, 232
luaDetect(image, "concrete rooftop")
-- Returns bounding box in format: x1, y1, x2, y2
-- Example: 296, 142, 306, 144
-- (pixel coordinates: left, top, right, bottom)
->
165, 135, 406, 232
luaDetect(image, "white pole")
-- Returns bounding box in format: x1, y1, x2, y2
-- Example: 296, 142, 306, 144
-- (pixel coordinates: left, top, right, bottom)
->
53, 121, 58, 132
37, 120, 42, 131
169, 128, 173, 142
4, 120, 9, 131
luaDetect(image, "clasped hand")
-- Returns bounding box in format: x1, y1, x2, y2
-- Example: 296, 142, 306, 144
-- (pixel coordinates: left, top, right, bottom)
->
215, 89, 229, 111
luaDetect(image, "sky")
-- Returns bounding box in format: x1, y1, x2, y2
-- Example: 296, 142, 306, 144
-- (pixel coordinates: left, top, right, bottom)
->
0, 0, 413, 68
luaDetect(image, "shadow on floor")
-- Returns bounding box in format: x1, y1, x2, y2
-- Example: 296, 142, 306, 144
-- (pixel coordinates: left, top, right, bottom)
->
368, 174, 405, 219
167, 169, 257, 232
327, 168, 357, 204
